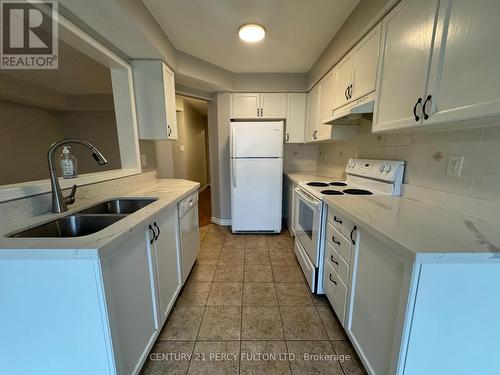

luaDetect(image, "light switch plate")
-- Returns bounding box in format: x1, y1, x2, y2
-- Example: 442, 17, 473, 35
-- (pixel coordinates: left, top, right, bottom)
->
447, 156, 464, 177
180, 145, 185, 152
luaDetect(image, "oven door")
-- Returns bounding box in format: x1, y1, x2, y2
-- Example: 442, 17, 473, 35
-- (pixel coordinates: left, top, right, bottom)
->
294, 187, 321, 266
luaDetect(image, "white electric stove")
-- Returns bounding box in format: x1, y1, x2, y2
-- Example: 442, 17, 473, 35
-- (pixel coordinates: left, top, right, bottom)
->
294, 159, 405, 293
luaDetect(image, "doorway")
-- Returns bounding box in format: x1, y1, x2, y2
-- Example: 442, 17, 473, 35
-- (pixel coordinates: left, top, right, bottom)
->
172, 95, 211, 226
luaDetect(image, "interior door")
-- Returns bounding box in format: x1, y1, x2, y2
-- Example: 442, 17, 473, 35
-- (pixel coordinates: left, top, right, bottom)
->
260, 93, 287, 118
153, 205, 182, 326
424, 0, 500, 126
231, 158, 282, 232
352, 23, 381, 101
231, 121, 283, 157
372, 0, 439, 132
231, 93, 260, 118
334, 52, 354, 109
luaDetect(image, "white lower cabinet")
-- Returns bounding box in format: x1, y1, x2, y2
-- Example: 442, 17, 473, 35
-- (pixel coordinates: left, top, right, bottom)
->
100, 227, 159, 375
151, 205, 182, 326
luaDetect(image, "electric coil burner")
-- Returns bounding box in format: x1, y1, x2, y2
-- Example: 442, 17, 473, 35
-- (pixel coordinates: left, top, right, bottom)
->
307, 182, 329, 187
343, 188, 374, 195
320, 190, 344, 195
329, 182, 348, 187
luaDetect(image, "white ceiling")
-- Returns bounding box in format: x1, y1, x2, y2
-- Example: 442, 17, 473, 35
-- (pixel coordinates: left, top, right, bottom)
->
143, 0, 359, 73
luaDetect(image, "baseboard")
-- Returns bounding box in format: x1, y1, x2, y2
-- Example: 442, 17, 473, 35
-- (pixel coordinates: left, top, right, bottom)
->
211, 217, 231, 226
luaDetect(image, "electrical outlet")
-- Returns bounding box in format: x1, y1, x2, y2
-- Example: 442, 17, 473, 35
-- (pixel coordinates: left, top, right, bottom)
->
180, 145, 185, 152
447, 156, 464, 177
140, 154, 147, 167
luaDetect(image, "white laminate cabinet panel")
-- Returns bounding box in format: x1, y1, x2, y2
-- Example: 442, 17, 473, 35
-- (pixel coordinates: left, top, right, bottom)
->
231, 93, 260, 118
162, 64, 178, 139
286, 93, 306, 143
372, 0, 439, 132
328, 209, 355, 242
326, 222, 352, 264
325, 242, 350, 286
153, 206, 182, 326
261, 93, 287, 118
425, 0, 500, 126
352, 23, 381, 100
334, 52, 354, 110
323, 261, 347, 324
306, 85, 320, 142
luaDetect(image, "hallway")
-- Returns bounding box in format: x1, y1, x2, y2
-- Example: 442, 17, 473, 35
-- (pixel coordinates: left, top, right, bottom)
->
141, 224, 366, 374
198, 187, 212, 227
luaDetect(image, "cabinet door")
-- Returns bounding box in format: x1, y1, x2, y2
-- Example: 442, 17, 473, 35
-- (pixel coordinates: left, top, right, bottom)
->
424, 0, 500, 126
347, 229, 413, 375
334, 52, 354, 109
100, 229, 158, 375
319, 69, 336, 123
231, 93, 260, 118
153, 205, 182, 326
286, 93, 306, 143
163, 64, 178, 139
306, 85, 320, 142
352, 23, 381, 101
372, 0, 439, 132
261, 93, 287, 118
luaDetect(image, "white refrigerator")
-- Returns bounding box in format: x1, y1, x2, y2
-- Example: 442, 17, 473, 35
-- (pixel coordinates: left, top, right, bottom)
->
230, 121, 284, 233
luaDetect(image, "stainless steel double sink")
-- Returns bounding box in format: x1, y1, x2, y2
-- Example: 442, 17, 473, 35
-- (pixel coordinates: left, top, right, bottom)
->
10, 198, 157, 238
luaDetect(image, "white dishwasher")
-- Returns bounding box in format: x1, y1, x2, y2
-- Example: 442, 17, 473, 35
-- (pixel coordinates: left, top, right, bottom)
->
178, 192, 200, 284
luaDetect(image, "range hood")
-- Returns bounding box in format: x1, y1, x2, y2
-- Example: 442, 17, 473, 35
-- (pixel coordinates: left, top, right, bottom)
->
323, 91, 376, 125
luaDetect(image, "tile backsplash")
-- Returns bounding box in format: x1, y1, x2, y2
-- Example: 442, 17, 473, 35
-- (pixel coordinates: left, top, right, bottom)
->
317, 119, 500, 202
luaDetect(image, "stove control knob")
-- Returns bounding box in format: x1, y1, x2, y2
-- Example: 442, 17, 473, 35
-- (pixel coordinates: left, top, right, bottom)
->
379, 164, 385, 172
348, 162, 355, 169
385, 165, 392, 173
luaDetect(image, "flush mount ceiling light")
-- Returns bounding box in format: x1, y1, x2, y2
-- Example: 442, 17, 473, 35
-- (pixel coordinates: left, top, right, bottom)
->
238, 23, 266, 43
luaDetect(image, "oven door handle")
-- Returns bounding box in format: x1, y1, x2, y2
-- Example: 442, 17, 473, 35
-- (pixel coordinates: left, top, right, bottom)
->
295, 187, 321, 208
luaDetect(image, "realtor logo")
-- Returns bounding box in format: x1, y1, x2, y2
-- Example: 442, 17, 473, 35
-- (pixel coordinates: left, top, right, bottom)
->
1, 0, 58, 69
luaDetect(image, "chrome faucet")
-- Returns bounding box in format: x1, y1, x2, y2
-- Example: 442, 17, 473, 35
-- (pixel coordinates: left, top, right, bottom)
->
48, 139, 108, 213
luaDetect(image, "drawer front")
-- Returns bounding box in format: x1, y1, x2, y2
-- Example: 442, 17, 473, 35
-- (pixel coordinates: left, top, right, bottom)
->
323, 262, 347, 325
294, 240, 316, 292
328, 209, 355, 240
325, 242, 349, 286
326, 223, 352, 264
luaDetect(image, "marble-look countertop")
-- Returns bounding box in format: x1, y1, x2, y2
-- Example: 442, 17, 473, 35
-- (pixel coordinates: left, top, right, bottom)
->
285, 172, 339, 185
324, 195, 500, 262
0, 179, 199, 258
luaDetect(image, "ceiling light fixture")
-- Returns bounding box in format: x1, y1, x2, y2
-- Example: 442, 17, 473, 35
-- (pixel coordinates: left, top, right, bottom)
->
238, 23, 266, 43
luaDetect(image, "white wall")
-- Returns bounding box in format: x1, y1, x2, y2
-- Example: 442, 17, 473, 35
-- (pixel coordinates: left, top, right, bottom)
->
317, 120, 500, 202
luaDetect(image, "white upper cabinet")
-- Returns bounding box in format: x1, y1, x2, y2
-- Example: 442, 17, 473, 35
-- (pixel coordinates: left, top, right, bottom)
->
306, 84, 320, 142
230, 93, 260, 118
372, 0, 439, 132
132, 60, 178, 140
230, 93, 287, 119
351, 23, 381, 101
260, 93, 288, 118
424, 0, 500, 126
286, 93, 306, 143
318, 69, 336, 124
333, 52, 354, 109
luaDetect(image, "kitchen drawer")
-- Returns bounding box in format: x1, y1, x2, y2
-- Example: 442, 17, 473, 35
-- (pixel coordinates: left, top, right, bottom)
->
326, 222, 352, 264
323, 261, 347, 325
294, 240, 315, 292
328, 209, 355, 240
325, 242, 349, 286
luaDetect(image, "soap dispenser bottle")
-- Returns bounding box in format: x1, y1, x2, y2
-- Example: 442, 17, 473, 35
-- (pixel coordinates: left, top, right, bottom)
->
59, 145, 78, 179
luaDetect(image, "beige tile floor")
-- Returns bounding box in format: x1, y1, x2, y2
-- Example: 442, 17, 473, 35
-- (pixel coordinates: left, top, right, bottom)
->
141, 224, 367, 375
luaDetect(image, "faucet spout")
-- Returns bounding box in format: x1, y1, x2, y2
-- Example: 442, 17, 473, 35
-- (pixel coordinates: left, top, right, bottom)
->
48, 138, 108, 213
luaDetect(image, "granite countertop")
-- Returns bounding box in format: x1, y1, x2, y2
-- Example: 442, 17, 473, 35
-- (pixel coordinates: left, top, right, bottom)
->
0, 179, 199, 257
323, 195, 500, 262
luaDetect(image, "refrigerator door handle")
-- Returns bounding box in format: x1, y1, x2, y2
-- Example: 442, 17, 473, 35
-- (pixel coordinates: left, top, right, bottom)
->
232, 159, 237, 188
